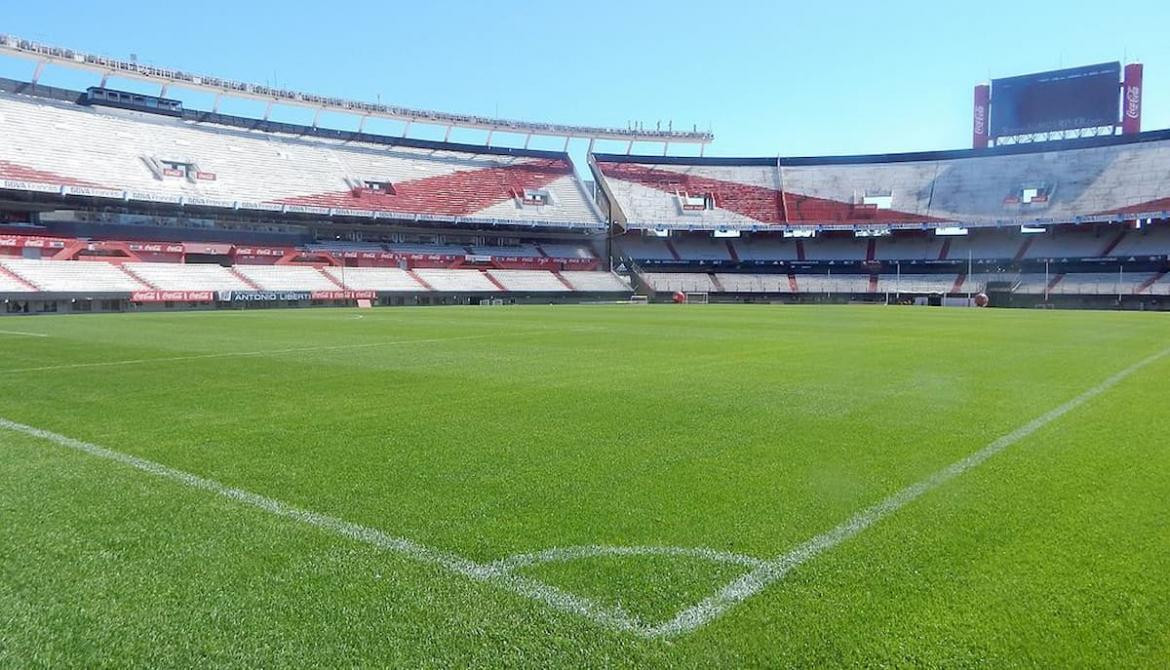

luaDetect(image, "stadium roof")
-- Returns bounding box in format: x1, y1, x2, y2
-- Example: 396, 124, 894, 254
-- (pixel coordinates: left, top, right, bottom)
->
0, 33, 714, 147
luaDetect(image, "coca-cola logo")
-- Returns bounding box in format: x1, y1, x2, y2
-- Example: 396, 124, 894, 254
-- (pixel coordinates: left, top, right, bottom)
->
1125, 86, 1142, 119
973, 105, 987, 135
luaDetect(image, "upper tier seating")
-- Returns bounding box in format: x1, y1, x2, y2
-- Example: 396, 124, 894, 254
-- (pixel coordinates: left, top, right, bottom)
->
594, 138, 1170, 229
0, 258, 145, 292
0, 91, 602, 228
413, 269, 501, 292
233, 265, 339, 291
486, 270, 567, 292
560, 271, 631, 292
322, 267, 425, 291
124, 262, 253, 291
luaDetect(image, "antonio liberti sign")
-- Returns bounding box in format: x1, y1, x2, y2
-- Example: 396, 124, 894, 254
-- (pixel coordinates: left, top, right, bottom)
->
131, 290, 377, 303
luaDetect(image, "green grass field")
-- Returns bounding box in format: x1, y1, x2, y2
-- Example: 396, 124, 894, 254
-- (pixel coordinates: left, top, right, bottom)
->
1, 304, 1169, 668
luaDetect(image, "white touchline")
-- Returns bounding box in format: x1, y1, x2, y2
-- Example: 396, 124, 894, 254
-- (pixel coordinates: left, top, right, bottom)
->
0, 345, 1165, 639
0, 329, 48, 338
645, 345, 1170, 637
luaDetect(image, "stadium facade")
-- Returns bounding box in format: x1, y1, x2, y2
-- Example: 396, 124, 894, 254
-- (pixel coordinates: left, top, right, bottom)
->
0, 39, 1167, 314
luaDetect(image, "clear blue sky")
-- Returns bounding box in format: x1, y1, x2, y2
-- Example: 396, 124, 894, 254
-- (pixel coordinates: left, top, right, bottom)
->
2, 0, 1168, 171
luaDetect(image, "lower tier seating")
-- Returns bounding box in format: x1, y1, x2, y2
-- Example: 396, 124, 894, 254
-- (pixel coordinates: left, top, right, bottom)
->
560, 271, 631, 292
486, 270, 568, 292
1, 258, 146, 292
323, 267, 424, 291
124, 262, 253, 291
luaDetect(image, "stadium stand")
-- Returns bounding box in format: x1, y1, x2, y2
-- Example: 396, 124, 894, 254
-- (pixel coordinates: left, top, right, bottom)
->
639, 273, 718, 293
0, 85, 603, 229
713, 273, 791, 292
322, 267, 425, 292
559, 271, 631, 292
592, 134, 1170, 229
123, 262, 254, 291
0, 258, 145, 292
485, 270, 569, 292
412, 269, 502, 292
233, 265, 341, 291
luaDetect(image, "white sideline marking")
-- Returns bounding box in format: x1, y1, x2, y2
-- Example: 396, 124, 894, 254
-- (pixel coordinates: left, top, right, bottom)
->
0, 330, 48, 338
645, 345, 1170, 637
0, 333, 501, 374
0, 346, 1164, 638
0, 417, 645, 634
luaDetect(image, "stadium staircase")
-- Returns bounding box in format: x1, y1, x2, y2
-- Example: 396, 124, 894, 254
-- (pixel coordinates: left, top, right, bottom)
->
0, 263, 39, 291
551, 271, 576, 291
228, 268, 262, 290
1046, 273, 1066, 293
950, 273, 966, 294
405, 270, 435, 291
1100, 230, 1128, 257
1137, 270, 1167, 294
483, 272, 508, 291
320, 268, 348, 290
119, 264, 160, 291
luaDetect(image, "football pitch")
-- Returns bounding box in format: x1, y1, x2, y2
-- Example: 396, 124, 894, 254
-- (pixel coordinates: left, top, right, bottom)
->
1, 304, 1168, 667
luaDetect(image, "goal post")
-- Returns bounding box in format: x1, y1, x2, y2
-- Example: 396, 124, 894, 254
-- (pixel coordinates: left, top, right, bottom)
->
684, 292, 710, 304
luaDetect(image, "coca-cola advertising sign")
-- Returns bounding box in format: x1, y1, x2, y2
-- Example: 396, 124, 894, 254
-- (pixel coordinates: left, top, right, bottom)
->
1125, 85, 1141, 119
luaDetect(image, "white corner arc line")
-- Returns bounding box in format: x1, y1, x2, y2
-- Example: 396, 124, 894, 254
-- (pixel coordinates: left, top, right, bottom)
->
493, 545, 766, 573
646, 345, 1170, 638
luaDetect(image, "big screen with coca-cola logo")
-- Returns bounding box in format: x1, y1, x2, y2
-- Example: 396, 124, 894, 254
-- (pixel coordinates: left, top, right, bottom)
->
990, 62, 1120, 137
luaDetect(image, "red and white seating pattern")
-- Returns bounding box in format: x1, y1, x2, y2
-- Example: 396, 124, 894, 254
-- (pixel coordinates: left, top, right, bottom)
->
0, 92, 603, 228
0, 258, 628, 295
594, 137, 1170, 229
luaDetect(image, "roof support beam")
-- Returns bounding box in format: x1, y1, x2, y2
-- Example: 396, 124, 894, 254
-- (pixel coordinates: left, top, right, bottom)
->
263, 100, 274, 121
30, 60, 45, 84
401, 120, 412, 138
443, 125, 453, 142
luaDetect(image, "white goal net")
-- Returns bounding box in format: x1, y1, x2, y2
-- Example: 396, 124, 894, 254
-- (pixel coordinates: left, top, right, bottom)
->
685, 292, 710, 304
